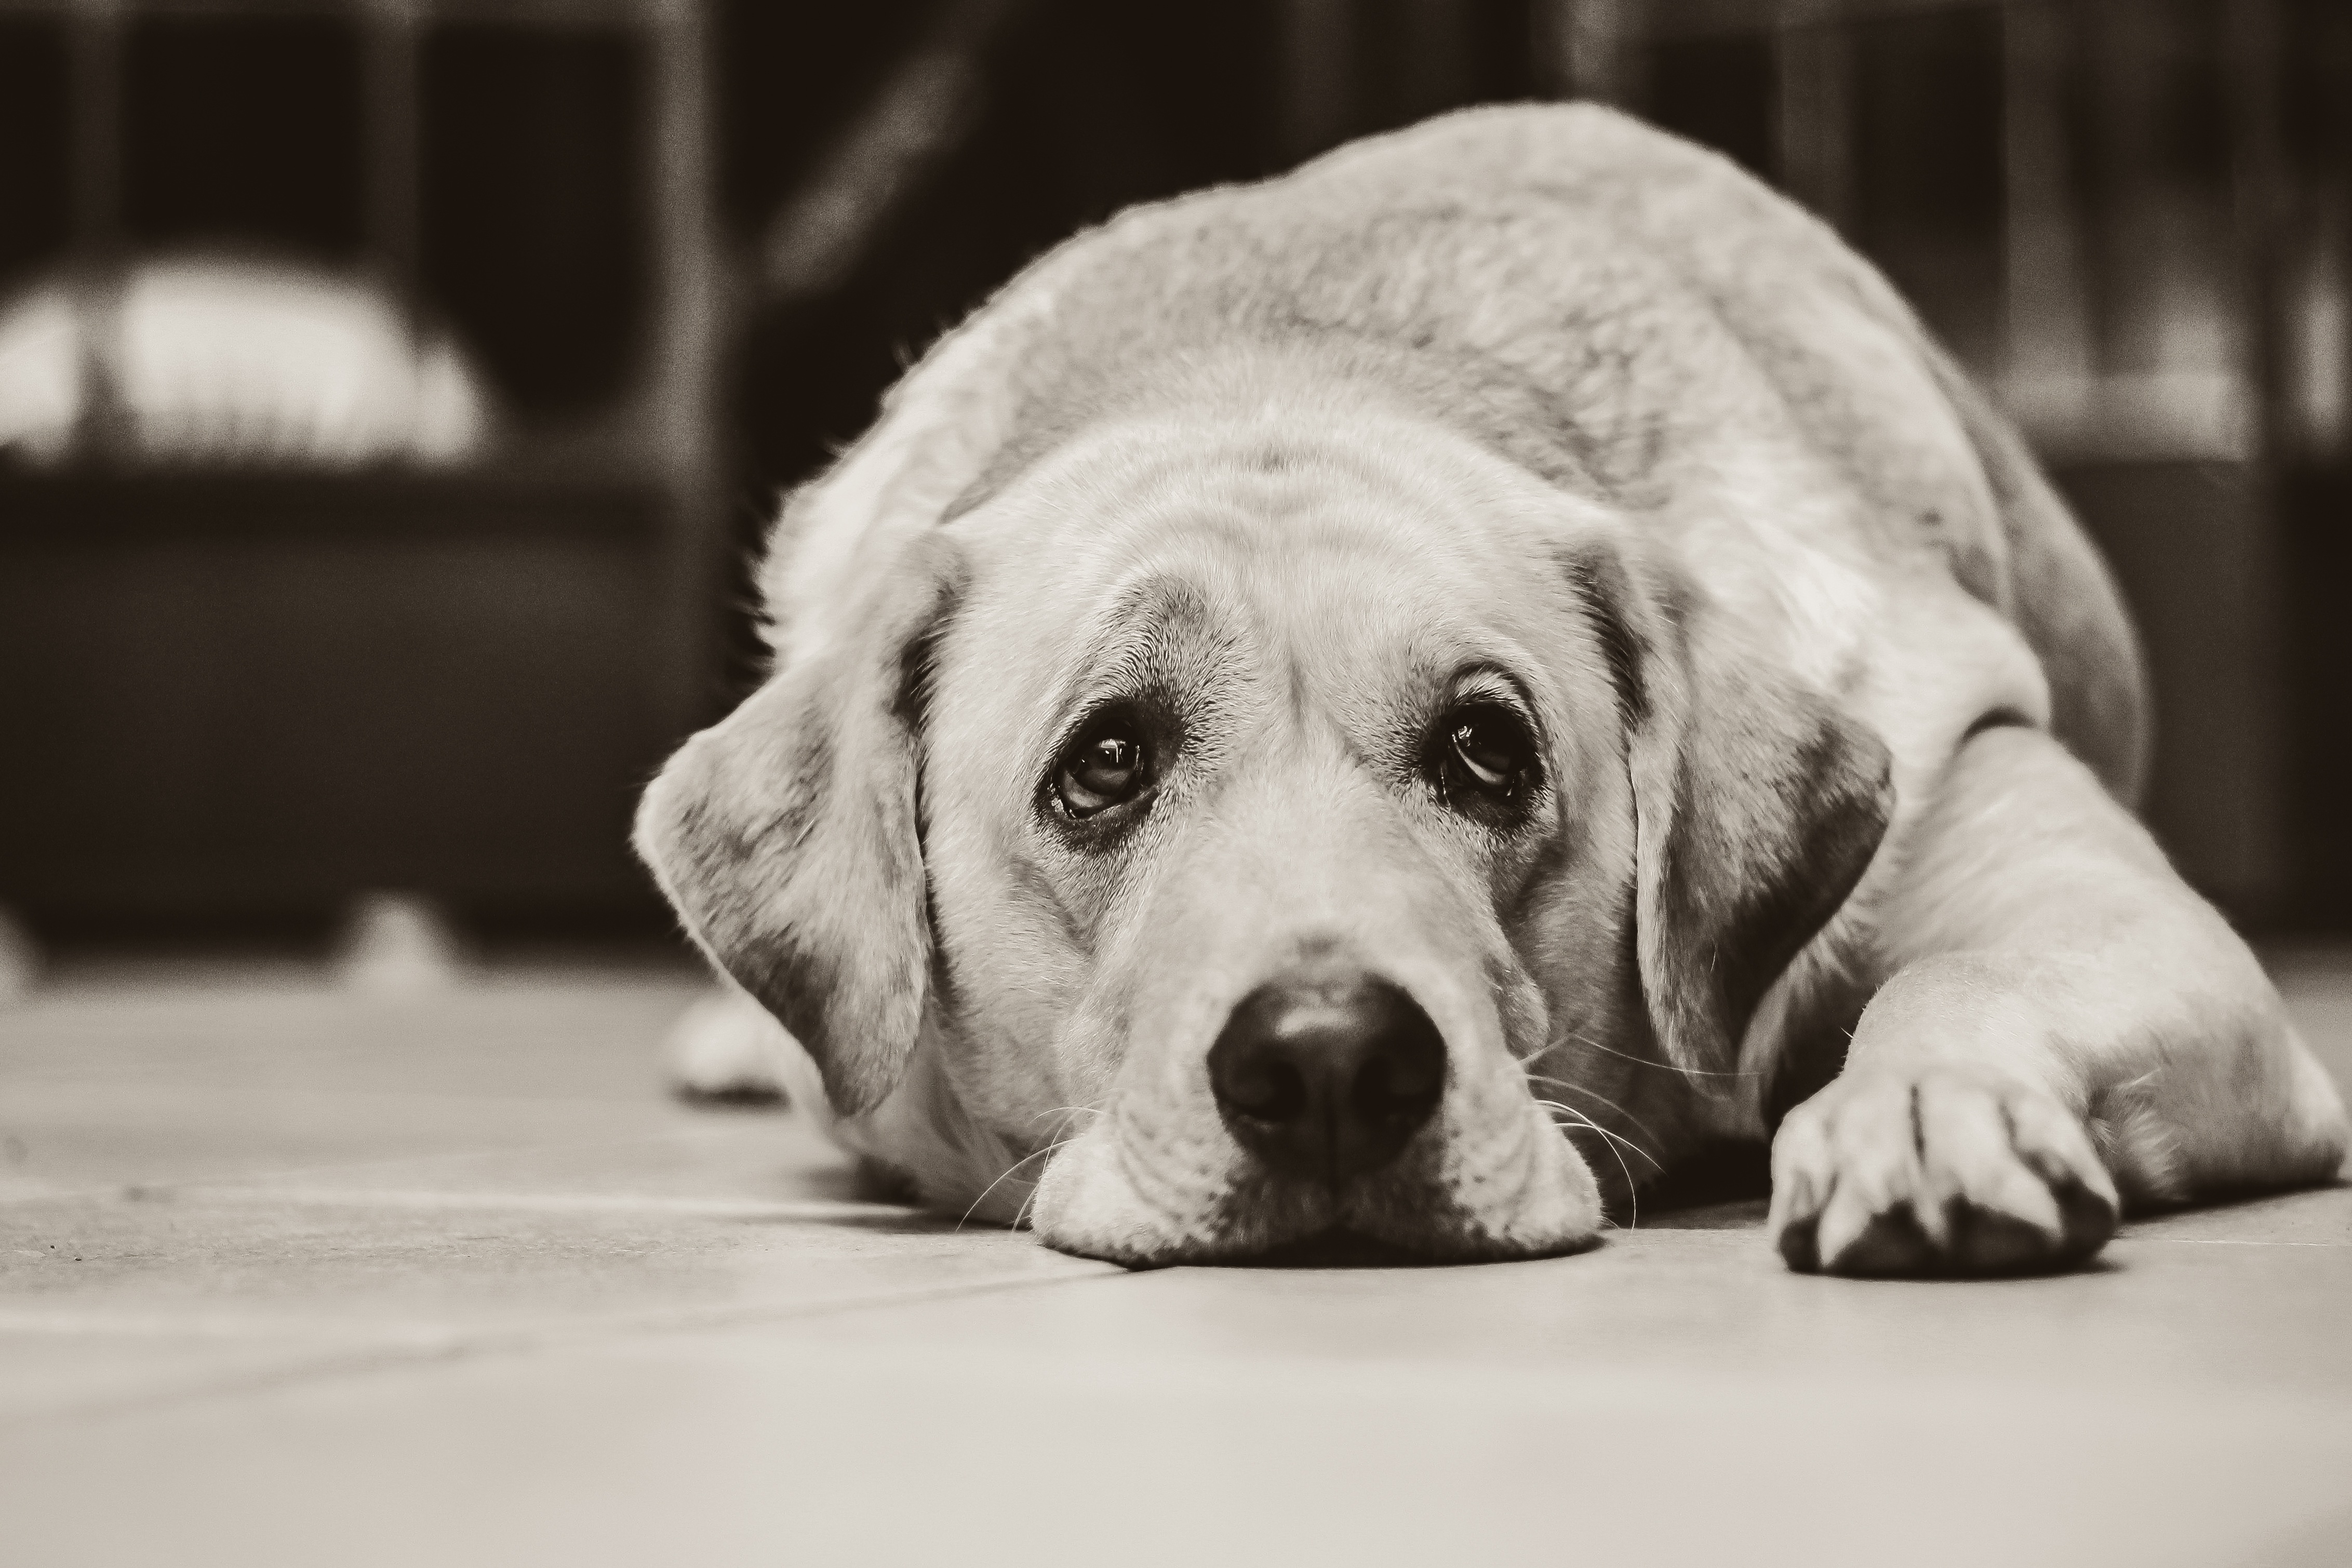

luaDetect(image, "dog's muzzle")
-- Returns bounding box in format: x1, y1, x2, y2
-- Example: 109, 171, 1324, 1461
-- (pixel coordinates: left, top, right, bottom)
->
1028, 946, 1603, 1266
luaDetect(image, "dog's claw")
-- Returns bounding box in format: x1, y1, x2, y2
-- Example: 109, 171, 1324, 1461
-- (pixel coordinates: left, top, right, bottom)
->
1768, 1066, 2120, 1277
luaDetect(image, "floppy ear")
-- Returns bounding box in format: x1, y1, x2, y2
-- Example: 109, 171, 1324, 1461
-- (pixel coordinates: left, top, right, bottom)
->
1567, 540, 1893, 1078
635, 532, 961, 1115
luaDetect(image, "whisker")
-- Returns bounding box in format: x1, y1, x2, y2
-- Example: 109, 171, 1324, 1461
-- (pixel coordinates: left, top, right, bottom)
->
1551, 1029, 1758, 1080
1011, 1173, 1045, 1232
1540, 1102, 1641, 1228
957, 1133, 1081, 1230
1522, 1073, 1664, 1146
969, 1103, 1103, 1231
1531, 1101, 1662, 1172
956, 1147, 1052, 1230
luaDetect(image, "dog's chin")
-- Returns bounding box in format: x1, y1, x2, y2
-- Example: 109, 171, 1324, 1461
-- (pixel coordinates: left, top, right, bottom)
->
1026, 1110, 1606, 1267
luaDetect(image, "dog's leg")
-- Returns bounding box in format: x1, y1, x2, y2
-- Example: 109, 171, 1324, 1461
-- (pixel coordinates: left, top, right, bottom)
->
1769, 725, 2348, 1276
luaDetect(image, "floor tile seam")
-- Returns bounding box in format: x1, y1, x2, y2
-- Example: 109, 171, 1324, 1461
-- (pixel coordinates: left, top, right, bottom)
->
554, 1259, 1137, 1342
0, 1261, 1127, 1349
19, 1124, 770, 1201
0, 1309, 460, 1345
113, 1186, 920, 1223
0, 1264, 1139, 1429
0, 1344, 419, 1430
0, 1339, 495, 1431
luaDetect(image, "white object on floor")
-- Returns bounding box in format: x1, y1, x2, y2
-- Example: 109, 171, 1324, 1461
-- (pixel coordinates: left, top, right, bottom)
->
663, 987, 808, 1105
0, 256, 491, 470
332, 891, 470, 996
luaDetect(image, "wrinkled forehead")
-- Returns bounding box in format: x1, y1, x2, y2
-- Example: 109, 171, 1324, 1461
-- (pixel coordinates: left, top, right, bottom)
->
944, 420, 1567, 718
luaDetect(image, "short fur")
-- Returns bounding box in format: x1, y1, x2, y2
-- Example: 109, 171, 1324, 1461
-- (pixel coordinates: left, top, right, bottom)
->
640, 105, 2346, 1273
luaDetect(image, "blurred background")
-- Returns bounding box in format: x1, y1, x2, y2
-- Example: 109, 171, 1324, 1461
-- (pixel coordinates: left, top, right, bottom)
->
2, 0, 2349, 973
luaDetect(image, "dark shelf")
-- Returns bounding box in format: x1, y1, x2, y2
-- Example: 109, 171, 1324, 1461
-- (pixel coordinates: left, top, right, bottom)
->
0, 469, 672, 542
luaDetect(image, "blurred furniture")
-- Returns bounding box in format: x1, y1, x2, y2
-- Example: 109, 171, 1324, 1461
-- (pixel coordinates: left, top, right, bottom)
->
5, 0, 2346, 934
0, 0, 722, 936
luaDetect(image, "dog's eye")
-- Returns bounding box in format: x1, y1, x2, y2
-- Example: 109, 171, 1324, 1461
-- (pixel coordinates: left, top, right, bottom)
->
1055, 726, 1151, 819
1435, 703, 1536, 804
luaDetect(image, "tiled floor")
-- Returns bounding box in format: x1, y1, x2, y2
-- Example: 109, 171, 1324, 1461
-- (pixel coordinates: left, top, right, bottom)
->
3, 957, 2349, 1567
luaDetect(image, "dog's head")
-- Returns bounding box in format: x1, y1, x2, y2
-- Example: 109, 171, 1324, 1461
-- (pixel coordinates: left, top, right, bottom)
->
638, 384, 1890, 1263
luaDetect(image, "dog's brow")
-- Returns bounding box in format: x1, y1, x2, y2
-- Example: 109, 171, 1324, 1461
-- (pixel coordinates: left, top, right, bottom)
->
1451, 665, 1530, 711
1064, 574, 1220, 703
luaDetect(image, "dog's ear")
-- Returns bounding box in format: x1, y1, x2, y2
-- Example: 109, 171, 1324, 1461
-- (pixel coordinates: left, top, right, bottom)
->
1566, 539, 1892, 1078
635, 532, 962, 1115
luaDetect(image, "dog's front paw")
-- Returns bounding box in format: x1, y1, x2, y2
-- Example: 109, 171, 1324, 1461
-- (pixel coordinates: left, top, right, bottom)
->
1768, 1066, 2120, 1277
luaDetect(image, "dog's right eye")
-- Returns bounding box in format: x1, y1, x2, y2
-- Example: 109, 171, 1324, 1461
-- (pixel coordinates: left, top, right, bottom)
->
1427, 698, 1540, 819
1054, 725, 1151, 819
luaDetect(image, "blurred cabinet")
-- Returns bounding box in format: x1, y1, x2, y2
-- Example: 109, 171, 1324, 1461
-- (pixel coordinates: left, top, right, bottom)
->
0, 477, 673, 923
0, 0, 723, 932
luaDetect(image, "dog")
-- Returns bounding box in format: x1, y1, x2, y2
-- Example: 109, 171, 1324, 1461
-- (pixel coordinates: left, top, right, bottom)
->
638, 105, 2348, 1274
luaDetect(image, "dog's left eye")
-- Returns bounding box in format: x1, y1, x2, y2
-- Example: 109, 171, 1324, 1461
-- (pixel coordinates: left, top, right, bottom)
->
1055, 725, 1151, 819
1435, 703, 1536, 804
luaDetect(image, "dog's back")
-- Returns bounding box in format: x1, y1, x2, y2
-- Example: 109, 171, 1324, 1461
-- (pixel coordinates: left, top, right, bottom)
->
776, 103, 2144, 803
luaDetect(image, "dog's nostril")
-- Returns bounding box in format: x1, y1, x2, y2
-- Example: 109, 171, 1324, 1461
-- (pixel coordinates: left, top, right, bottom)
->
1215, 1051, 1309, 1123
1207, 969, 1447, 1183
1352, 1038, 1444, 1123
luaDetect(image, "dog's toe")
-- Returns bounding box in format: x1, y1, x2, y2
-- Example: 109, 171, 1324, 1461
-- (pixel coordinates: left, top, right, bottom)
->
1770, 1066, 2119, 1277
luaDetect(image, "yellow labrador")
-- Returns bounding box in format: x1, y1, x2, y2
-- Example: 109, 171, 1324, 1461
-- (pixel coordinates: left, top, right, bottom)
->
639, 106, 2347, 1274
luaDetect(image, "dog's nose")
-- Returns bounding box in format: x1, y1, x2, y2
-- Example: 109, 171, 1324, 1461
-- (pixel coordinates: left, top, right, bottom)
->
1207, 970, 1446, 1182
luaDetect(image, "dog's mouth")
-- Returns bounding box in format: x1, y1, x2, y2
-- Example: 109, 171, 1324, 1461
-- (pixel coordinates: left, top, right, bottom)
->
1026, 1093, 1608, 1266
